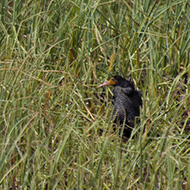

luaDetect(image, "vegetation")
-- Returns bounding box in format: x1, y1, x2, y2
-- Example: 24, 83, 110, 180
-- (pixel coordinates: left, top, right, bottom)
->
0, 0, 190, 189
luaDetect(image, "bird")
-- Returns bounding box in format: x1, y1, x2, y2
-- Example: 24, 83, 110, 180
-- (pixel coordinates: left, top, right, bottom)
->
98, 75, 142, 138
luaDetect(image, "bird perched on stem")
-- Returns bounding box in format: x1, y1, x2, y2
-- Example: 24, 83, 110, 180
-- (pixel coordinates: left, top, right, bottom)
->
98, 75, 142, 138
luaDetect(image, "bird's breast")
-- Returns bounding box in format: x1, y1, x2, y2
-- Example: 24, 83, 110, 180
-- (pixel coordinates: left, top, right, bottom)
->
112, 86, 141, 122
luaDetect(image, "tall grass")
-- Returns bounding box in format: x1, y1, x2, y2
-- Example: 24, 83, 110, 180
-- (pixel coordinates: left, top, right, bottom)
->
0, 0, 190, 189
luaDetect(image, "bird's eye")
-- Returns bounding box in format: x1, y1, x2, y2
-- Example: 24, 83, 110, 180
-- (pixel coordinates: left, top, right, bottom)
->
109, 77, 116, 85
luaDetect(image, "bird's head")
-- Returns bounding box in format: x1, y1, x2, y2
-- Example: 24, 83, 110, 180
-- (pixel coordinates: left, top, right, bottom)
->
98, 75, 131, 88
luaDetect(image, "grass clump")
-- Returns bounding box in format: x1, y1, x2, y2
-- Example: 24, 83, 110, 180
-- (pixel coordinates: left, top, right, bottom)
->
0, 0, 190, 189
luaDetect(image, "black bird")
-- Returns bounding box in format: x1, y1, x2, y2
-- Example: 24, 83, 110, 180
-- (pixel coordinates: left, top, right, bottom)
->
98, 75, 142, 138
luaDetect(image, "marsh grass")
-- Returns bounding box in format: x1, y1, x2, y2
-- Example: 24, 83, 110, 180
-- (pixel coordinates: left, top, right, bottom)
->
0, 0, 190, 189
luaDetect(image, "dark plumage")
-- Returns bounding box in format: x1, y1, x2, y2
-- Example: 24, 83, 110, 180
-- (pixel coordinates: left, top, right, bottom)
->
98, 75, 142, 138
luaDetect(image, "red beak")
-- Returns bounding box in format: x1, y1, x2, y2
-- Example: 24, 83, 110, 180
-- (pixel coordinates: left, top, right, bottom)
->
98, 81, 110, 88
